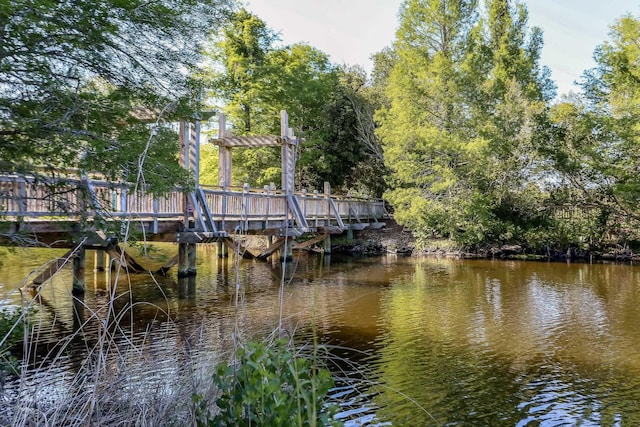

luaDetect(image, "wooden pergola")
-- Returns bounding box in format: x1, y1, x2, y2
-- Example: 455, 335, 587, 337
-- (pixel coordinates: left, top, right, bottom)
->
208, 110, 299, 193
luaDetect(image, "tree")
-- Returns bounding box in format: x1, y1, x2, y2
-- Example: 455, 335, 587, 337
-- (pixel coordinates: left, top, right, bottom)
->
208, 8, 277, 135
580, 14, 640, 219
377, 0, 553, 246
206, 10, 378, 192
538, 13, 640, 246
1, 0, 234, 192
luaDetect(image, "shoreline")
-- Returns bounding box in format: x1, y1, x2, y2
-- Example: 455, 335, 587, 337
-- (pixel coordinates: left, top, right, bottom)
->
339, 219, 640, 263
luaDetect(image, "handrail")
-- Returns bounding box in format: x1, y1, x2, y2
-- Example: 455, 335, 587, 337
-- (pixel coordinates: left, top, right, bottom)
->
0, 175, 388, 230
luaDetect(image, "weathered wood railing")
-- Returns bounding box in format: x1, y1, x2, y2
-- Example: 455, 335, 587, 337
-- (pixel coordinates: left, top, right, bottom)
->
0, 175, 388, 233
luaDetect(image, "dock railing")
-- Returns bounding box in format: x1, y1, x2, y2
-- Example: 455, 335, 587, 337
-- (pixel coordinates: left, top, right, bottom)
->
0, 175, 388, 232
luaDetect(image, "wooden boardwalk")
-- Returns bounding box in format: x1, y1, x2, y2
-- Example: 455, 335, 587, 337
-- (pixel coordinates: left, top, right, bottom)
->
0, 110, 388, 286
0, 174, 388, 247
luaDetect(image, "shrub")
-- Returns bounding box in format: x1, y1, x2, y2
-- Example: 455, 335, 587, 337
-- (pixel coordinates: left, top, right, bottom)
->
0, 306, 26, 375
195, 339, 341, 427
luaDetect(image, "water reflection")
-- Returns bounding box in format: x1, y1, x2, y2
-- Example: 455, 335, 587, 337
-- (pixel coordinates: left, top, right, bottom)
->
3, 250, 640, 425
370, 259, 640, 425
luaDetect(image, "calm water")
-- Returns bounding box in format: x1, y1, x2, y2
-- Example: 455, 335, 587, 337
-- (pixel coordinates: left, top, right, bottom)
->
2, 246, 640, 425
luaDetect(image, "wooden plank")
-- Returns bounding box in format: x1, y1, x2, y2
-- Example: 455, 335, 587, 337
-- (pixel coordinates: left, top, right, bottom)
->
293, 233, 329, 250
153, 254, 178, 277
106, 246, 146, 273
32, 249, 74, 285
176, 231, 225, 243
348, 223, 370, 231
256, 237, 286, 260
223, 237, 255, 259
316, 225, 343, 234
212, 135, 281, 147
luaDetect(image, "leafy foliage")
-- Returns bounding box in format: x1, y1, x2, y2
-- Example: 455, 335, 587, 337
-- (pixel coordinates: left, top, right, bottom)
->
1, 0, 233, 191
195, 340, 340, 427
0, 306, 27, 374
378, 0, 554, 246
204, 10, 384, 194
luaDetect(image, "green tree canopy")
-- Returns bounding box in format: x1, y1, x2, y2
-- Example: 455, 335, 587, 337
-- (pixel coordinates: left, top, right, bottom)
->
540, 13, 640, 245
205, 9, 380, 193
1, 0, 233, 190
377, 0, 554, 246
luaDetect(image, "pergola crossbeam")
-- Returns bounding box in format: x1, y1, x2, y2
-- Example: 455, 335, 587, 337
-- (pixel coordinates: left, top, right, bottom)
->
212, 135, 284, 147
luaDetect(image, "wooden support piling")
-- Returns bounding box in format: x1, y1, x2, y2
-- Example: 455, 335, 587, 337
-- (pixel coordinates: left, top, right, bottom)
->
187, 243, 197, 276
178, 243, 188, 277
217, 239, 228, 258
177, 243, 197, 278
323, 234, 332, 254
280, 237, 294, 263
94, 249, 105, 272
72, 246, 86, 295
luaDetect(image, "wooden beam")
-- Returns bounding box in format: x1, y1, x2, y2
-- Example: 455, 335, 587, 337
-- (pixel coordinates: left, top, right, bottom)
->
316, 225, 343, 234
105, 246, 146, 273
32, 249, 74, 285
256, 237, 286, 260
223, 237, 255, 259
212, 135, 281, 147
153, 254, 179, 277
293, 233, 329, 250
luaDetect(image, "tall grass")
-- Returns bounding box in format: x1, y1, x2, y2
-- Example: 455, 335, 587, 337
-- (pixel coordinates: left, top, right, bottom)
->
0, 250, 353, 426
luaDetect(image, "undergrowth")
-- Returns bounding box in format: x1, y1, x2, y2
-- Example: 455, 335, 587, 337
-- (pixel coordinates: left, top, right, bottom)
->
0, 306, 26, 375
195, 339, 341, 427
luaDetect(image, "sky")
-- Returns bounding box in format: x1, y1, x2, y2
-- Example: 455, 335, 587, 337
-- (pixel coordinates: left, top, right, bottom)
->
244, 0, 638, 97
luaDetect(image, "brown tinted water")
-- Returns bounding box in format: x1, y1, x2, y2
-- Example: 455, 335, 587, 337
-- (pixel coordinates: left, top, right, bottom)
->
1, 247, 640, 425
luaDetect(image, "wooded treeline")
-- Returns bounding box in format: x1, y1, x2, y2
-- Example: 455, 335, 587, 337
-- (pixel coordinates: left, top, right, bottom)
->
2, 0, 640, 250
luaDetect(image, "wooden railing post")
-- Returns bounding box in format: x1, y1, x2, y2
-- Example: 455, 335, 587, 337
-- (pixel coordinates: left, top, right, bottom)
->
313, 190, 319, 227
120, 188, 127, 214
301, 188, 307, 218
347, 193, 354, 240
221, 188, 227, 231
17, 178, 27, 219
243, 183, 250, 231
153, 198, 159, 234
324, 182, 331, 224
264, 185, 270, 229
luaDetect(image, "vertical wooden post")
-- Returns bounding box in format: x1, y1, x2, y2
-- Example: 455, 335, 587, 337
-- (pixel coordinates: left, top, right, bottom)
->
187, 243, 197, 276
243, 183, 250, 231
217, 239, 228, 258
72, 246, 86, 295
153, 198, 159, 234
324, 182, 331, 226
194, 119, 201, 189
346, 193, 353, 240
301, 188, 307, 217
218, 113, 232, 188
179, 120, 186, 168
323, 234, 332, 254
178, 243, 188, 277
120, 188, 127, 214
281, 110, 297, 194
280, 238, 293, 263
94, 250, 105, 272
